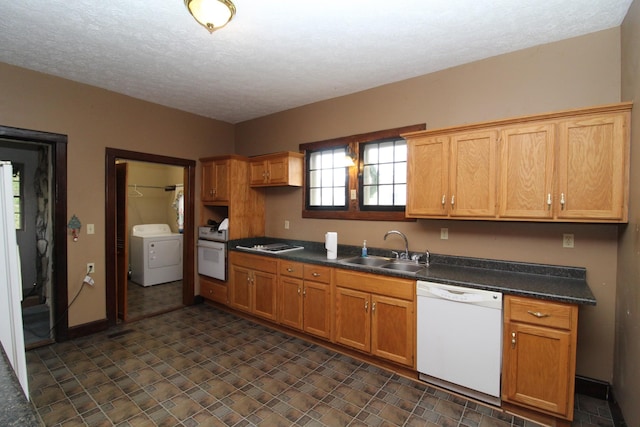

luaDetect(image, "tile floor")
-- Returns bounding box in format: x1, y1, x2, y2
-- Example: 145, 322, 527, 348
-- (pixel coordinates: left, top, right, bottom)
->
27, 304, 616, 426
126, 280, 184, 321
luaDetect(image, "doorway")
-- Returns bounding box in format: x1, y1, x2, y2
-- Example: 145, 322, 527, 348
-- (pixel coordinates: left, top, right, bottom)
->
105, 148, 195, 326
0, 125, 69, 346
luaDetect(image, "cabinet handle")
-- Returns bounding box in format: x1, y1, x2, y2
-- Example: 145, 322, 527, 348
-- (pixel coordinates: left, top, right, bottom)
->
527, 310, 551, 319
451, 195, 455, 207
547, 193, 552, 209
312, 272, 320, 277
511, 331, 516, 349
303, 288, 306, 296
441, 195, 446, 207
560, 193, 566, 210
364, 301, 368, 312
297, 287, 301, 295
286, 267, 294, 273
372, 302, 376, 313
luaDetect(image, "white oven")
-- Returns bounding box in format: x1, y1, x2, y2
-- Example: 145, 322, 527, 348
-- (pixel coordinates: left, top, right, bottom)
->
197, 239, 226, 281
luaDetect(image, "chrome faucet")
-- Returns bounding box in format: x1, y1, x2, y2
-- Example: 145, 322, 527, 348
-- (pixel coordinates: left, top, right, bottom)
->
384, 230, 409, 260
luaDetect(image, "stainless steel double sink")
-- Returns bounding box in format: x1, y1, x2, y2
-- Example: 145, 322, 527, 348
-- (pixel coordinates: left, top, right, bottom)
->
339, 255, 426, 274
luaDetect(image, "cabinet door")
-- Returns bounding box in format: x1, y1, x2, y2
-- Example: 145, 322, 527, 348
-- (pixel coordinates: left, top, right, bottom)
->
371, 295, 414, 367
406, 136, 449, 217
252, 270, 277, 321
265, 158, 288, 185
499, 124, 555, 219
335, 287, 370, 352
303, 281, 331, 339
556, 113, 627, 220
201, 161, 216, 202
229, 264, 251, 313
249, 161, 268, 186
449, 130, 498, 217
213, 160, 230, 202
280, 276, 303, 330
502, 322, 573, 418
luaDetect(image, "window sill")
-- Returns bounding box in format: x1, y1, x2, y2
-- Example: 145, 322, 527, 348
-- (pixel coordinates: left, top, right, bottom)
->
302, 210, 415, 222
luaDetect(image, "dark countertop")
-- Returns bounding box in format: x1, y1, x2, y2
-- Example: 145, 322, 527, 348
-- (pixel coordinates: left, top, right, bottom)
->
230, 237, 596, 306
0, 348, 41, 426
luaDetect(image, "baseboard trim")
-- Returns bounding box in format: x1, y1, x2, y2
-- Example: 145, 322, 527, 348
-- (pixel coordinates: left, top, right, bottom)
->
575, 375, 610, 401
575, 376, 627, 427
66, 319, 109, 340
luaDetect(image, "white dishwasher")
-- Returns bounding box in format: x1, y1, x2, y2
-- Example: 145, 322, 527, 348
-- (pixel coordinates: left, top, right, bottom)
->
416, 281, 503, 405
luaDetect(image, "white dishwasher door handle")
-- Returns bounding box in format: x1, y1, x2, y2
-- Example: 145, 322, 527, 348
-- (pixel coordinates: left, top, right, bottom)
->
428, 286, 485, 303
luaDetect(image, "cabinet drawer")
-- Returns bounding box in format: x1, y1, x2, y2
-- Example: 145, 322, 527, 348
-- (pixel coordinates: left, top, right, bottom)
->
335, 269, 415, 301
506, 296, 576, 330
303, 264, 332, 284
280, 260, 303, 278
230, 252, 277, 274
200, 276, 227, 304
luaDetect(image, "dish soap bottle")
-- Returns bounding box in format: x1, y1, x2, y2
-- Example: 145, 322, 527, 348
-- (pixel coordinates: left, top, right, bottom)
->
361, 240, 368, 257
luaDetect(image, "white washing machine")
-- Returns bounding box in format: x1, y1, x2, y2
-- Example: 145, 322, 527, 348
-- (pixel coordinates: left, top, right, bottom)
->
130, 224, 183, 286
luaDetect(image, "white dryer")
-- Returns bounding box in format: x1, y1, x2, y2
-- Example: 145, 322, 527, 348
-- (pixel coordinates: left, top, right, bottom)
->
130, 224, 183, 287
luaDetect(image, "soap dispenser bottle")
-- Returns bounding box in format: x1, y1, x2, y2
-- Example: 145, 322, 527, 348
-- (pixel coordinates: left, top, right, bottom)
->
361, 240, 368, 257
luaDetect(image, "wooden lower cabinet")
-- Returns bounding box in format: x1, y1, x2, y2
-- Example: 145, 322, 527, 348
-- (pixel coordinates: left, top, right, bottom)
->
335, 269, 415, 367
229, 252, 278, 321
278, 260, 332, 340
502, 295, 578, 421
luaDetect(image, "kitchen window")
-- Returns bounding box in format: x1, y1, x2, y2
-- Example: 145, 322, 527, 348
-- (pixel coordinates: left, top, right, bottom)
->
300, 124, 424, 220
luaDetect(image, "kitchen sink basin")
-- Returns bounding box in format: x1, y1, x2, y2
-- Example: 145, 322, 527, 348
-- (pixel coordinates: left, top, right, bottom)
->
339, 256, 392, 267
339, 256, 425, 274
380, 263, 425, 273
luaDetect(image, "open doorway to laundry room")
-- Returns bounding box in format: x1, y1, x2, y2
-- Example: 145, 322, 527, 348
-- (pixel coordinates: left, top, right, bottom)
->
105, 148, 195, 326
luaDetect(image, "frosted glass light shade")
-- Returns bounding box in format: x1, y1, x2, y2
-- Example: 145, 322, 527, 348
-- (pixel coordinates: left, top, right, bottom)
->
185, 0, 236, 33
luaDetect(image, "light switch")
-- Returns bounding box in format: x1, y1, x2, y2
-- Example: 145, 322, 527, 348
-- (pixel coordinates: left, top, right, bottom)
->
87, 224, 95, 235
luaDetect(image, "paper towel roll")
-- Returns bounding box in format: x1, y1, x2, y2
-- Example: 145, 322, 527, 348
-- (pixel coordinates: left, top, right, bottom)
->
325, 232, 338, 259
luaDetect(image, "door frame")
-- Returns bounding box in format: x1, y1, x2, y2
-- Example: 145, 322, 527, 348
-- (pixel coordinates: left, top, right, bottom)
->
0, 125, 69, 341
105, 148, 196, 327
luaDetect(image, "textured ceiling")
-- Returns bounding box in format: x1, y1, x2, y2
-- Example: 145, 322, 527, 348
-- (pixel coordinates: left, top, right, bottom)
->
0, 0, 633, 124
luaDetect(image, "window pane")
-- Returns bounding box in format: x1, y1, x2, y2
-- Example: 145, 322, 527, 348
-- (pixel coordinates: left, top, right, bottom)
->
321, 168, 333, 187
395, 184, 407, 205
395, 142, 407, 160
333, 187, 346, 206
333, 168, 345, 186
378, 185, 394, 205
309, 170, 321, 187
378, 163, 394, 184
310, 152, 321, 170
363, 165, 377, 185
364, 144, 378, 164
310, 188, 321, 205
363, 186, 377, 205
321, 151, 334, 168
395, 162, 407, 184
379, 141, 394, 161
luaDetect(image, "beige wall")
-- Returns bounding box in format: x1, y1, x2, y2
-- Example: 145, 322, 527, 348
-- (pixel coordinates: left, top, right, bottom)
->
0, 62, 234, 326
618, 0, 639, 423
236, 29, 623, 382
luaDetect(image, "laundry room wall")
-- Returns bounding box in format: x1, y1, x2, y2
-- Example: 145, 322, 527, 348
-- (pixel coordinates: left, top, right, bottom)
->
125, 161, 184, 234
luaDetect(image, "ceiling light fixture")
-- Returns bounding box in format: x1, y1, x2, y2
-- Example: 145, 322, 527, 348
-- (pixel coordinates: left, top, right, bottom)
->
184, 0, 236, 33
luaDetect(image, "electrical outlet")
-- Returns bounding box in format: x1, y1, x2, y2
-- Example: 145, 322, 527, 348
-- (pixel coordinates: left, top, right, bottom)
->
284, 220, 290, 230
563, 234, 574, 248
87, 262, 95, 274
440, 228, 449, 240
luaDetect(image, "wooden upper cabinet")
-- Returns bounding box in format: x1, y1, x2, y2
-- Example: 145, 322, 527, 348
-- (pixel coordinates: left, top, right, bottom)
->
404, 102, 631, 223
498, 123, 555, 219
249, 152, 304, 187
201, 158, 229, 203
449, 130, 498, 218
556, 113, 628, 221
406, 130, 497, 218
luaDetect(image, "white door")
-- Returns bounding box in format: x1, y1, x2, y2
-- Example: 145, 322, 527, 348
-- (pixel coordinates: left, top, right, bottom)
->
0, 162, 29, 399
